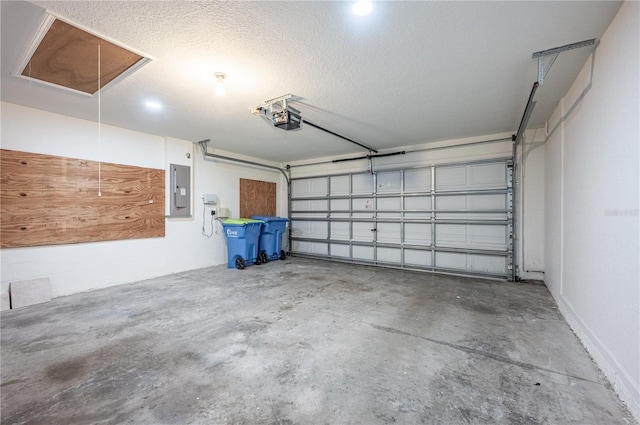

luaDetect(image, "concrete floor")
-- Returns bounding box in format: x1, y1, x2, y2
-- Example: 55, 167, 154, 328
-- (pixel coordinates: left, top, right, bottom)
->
1, 258, 635, 425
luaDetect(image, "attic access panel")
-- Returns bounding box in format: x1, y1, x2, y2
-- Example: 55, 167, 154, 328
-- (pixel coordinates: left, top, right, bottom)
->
16, 14, 151, 96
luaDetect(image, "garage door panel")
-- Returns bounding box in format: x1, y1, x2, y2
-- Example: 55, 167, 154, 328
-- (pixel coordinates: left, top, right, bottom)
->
468, 164, 507, 188
467, 255, 508, 274
377, 171, 401, 193
291, 221, 328, 239
292, 177, 328, 197
436, 251, 466, 269
377, 247, 401, 263
377, 197, 401, 211
436, 167, 467, 190
352, 198, 374, 217
436, 224, 508, 250
378, 212, 402, 219
353, 222, 374, 242
436, 194, 506, 210
435, 252, 506, 274
378, 197, 401, 219
437, 212, 508, 221
291, 199, 328, 218
404, 223, 431, 245
331, 244, 350, 258
436, 163, 507, 191
293, 241, 328, 256
405, 196, 431, 219
353, 245, 374, 260
352, 174, 373, 194
405, 196, 431, 210
377, 223, 401, 244
290, 160, 513, 279
331, 222, 350, 241
330, 175, 350, 195
469, 194, 507, 209
330, 199, 350, 218
405, 249, 432, 267
436, 193, 508, 220
436, 196, 466, 210
404, 169, 431, 192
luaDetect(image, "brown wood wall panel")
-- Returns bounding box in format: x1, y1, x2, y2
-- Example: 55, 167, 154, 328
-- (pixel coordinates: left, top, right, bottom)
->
239, 178, 276, 218
0, 149, 165, 248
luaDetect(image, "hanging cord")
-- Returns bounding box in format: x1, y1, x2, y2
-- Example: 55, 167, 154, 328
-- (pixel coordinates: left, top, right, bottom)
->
97, 44, 102, 197
201, 206, 216, 238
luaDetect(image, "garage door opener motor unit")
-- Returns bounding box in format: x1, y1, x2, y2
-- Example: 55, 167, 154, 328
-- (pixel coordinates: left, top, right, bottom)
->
251, 93, 302, 131
251, 93, 378, 154
273, 109, 302, 130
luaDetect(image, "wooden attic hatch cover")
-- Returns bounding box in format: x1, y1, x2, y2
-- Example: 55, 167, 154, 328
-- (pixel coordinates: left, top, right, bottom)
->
17, 14, 151, 95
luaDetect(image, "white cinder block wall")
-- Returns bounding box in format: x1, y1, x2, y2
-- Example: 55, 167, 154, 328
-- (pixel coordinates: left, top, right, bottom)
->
0, 102, 286, 302
544, 0, 639, 418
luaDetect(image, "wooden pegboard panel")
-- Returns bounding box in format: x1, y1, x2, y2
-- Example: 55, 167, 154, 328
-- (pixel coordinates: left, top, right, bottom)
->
239, 178, 276, 218
0, 149, 165, 248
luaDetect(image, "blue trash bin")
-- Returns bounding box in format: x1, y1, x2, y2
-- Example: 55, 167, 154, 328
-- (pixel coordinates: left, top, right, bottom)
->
222, 219, 264, 269
250, 215, 289, 262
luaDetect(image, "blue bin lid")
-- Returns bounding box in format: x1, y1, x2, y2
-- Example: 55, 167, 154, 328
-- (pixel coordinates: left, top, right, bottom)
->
250, 215, 289, 222
223, 218, 263, 227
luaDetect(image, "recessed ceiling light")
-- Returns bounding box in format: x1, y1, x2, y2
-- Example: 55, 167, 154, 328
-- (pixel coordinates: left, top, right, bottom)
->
144, 100, 163, 110
352, 0, 373, 16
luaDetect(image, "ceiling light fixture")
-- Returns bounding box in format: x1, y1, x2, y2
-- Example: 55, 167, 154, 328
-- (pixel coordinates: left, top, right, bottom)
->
352, 0, 373, 16
214, 72, 227, 96
144, 100, 163, 110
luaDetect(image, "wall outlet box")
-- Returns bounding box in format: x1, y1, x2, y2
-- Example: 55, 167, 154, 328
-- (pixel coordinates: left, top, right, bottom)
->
216, 207, 231, 218
203, 194, 218, 205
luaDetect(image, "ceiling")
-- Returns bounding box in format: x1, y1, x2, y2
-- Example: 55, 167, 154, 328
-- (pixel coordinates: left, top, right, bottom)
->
1, 1, 622, 163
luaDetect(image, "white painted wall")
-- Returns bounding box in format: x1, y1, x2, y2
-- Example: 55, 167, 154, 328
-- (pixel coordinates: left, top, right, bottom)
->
518, 128, 545, 280
1, 102, 286, 304
543, 1, 639, 419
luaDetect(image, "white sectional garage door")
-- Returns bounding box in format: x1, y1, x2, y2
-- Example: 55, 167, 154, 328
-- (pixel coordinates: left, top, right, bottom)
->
289, 159, 514, 280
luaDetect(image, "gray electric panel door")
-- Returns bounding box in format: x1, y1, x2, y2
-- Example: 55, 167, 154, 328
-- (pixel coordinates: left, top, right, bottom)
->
289, 158, 514, 280
170, 164, 191, 217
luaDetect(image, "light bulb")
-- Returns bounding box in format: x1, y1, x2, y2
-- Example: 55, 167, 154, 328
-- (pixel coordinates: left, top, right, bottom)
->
215, 81, 225, 96
214, 72, 226, 96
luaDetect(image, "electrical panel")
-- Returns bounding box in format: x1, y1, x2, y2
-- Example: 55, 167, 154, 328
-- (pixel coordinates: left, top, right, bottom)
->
170, 164, 191, 217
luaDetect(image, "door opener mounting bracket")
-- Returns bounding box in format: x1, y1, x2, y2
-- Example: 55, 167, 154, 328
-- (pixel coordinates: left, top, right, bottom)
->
532, 38, 596, 85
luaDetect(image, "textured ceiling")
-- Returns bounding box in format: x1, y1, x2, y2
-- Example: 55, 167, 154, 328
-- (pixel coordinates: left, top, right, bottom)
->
1, 1, 622, 163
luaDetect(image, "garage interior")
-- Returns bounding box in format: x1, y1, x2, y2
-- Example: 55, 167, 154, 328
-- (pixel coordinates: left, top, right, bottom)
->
1, 1, 638, 424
